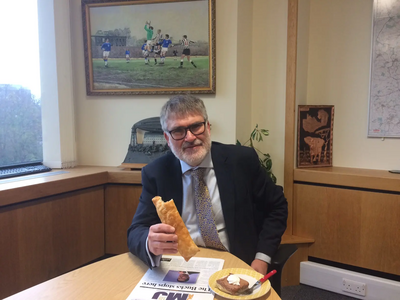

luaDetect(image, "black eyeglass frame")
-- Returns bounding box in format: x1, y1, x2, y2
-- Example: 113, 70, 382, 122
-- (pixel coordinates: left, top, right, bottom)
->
167, 121, 207, 141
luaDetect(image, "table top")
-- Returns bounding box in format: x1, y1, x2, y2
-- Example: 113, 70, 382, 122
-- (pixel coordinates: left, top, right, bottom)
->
5, 248, 281, 300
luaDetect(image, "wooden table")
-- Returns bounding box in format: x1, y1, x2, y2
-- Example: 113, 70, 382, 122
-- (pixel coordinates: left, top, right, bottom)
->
5, 248, 281, 300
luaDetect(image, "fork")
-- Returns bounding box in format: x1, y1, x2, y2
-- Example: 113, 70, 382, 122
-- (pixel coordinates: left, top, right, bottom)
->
241, 270, 277, 295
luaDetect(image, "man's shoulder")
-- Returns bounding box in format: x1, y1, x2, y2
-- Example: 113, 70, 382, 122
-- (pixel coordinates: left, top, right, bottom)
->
212, 141, 255, 156
142, 151, 178, 172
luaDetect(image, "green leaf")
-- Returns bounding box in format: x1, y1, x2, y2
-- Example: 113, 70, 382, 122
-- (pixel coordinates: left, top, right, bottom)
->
271, 173, 277, 183
251, 129, 257, 140
236, 140, 241, 146
237, 124, 277, 182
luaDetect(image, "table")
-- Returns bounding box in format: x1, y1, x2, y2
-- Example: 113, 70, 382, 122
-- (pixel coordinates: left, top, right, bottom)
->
5, 248, 281, 300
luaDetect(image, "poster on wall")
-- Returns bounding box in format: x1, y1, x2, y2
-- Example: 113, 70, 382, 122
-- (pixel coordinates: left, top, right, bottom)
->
297, 105, 334, 168
81, 0, 216, 96
368, 0, 400, 137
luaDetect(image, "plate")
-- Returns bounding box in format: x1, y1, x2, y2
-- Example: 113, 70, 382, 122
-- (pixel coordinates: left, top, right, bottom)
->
208, 268, 271, 299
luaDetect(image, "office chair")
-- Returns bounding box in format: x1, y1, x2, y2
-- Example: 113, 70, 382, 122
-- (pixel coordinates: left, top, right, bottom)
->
269, 244, 298, 297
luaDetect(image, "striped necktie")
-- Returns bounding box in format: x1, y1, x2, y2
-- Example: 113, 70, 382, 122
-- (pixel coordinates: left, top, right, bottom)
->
192, 168, 227, 251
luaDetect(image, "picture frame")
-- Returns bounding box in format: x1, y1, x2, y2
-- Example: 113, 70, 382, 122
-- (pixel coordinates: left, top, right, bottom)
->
297, 105, 334, 168
81, 0, 216, 96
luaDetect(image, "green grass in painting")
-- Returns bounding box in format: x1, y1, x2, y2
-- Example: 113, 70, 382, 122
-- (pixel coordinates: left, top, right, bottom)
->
92, 56, 210, 89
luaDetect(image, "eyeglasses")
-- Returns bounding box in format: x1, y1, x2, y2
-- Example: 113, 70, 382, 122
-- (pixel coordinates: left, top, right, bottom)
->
168, 121, 206, 140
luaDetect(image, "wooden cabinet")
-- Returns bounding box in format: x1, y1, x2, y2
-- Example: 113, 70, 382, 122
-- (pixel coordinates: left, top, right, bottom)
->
0, 186, 105, 299
105, 184, 142, 254
294, 183, 400, 276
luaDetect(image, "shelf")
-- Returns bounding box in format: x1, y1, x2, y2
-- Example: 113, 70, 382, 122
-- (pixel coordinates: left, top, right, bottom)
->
294, 167, 400, 193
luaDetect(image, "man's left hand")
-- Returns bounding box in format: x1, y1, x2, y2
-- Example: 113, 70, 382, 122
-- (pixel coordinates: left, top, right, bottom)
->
251, 259, 268, 275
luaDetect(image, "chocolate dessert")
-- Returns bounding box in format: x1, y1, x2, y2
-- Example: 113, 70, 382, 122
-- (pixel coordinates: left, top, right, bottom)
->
216, 273, 249, 295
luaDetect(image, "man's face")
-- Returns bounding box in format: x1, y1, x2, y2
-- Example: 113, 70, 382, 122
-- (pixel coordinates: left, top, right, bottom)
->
177, 272, 190, 282
164, 113, 211, 167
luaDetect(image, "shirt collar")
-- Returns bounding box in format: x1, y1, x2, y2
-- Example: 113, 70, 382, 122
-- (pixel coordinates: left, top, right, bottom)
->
180, 149, 213, 175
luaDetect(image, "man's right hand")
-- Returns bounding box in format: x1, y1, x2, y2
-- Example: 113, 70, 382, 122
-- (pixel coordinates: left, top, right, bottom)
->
148, 223, 178, 256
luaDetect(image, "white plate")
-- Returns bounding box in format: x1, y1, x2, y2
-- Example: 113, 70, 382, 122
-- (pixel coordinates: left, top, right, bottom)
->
208, 268, 271, 299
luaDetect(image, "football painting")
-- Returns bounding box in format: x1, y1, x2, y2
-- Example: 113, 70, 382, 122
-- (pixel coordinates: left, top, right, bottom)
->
82, 0, 215, 95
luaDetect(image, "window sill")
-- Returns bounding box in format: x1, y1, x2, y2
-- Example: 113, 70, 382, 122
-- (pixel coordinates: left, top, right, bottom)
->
0, 166, 142, 207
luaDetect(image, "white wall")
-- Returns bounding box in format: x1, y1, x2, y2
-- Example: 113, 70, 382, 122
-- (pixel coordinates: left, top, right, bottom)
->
303, 0, 400, 170
69, 0, 241, 167
64, 0, 396, 178
235, 0, 253, 145
252, 0, 288, 185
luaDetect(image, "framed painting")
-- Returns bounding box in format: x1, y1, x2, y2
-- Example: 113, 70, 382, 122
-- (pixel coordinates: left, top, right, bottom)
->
81, 0, 216, 96
297, 105, 334, 168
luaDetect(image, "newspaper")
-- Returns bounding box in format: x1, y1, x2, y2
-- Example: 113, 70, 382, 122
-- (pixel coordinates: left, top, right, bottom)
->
126, 255, 224, 300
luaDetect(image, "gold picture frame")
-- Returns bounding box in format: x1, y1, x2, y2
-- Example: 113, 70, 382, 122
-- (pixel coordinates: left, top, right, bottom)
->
81, 0, 216, 95
297, 105, 334, 168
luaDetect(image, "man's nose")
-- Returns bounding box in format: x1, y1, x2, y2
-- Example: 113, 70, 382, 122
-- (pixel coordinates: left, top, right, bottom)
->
184, 129, 196, 141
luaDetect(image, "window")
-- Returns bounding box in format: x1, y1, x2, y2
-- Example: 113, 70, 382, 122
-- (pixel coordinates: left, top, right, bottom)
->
0, 1, 43, 168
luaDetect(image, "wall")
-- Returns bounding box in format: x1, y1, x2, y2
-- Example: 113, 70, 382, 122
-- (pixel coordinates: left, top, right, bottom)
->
49, 0, 397, 183
302, 0, 400, 171
69, 0, 241, 167
252, 0, 288, 184
66, 0, 289, 185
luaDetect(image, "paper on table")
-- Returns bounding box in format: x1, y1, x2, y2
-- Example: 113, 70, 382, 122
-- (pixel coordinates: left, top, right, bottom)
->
126, 255, 224, 300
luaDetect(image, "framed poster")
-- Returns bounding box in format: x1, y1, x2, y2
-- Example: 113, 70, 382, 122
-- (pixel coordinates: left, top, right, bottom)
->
81, 0, 216, 96
368, 0, 400, 137
297, 105, 334, 168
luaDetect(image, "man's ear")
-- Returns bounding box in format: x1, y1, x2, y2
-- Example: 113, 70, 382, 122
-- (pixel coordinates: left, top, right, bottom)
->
207, 121, 211, 132
164, 132, 170, 146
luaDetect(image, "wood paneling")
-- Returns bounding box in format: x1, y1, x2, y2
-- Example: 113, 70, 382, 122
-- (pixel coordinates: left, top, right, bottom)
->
105, 184, 142, 254
0, 167, 109, 207
294, 166, 400, 193
108, 169, 142, 184
284, 0, 299, 235
0, 186, 105, 299
282, 244, 309, 287
294, 183, 400, 275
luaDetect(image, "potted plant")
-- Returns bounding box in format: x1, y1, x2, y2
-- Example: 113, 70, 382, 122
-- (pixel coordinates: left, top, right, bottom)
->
236, 124, 277, 183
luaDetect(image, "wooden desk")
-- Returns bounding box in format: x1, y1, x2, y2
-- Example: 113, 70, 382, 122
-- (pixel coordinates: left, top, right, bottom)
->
5, 248, 281, 300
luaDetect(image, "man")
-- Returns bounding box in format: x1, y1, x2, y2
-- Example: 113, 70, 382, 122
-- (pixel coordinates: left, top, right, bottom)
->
177, 271, 190, 282
144, 21, 154, 52
127, 95, 288, 275
153, 29, 163, 48
179, 35, 196, 68
125, 48, 130, 63
101, 38, 111, 67
142, 42, 150, 65
160, 34, 173, 64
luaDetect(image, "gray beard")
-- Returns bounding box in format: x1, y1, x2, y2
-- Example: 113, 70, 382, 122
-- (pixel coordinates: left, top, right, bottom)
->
170, 139, 211, 167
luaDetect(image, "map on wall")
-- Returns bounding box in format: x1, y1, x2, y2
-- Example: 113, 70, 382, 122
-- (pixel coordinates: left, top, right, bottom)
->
368, 0, 400, 137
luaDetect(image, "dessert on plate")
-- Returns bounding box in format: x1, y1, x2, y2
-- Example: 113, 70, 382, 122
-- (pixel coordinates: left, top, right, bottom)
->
216, 273, 249, 295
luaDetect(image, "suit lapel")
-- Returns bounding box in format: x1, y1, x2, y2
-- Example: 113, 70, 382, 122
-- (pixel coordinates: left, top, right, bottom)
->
162, 153, 184, 214
211, 143, 236, 250
170, 156, 184, 214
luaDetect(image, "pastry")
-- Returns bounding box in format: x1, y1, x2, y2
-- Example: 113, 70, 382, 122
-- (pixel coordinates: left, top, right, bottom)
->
152, 196, 199, 261
216, 273, 249, 295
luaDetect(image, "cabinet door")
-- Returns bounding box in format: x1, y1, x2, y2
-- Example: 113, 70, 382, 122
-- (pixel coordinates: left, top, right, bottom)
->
294, 183, 400, 275
0, 186, 105, 299
105, 184, 141, 254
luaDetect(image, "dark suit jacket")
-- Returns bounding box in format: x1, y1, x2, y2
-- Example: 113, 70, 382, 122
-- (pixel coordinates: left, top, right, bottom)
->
127, 142, 288, 267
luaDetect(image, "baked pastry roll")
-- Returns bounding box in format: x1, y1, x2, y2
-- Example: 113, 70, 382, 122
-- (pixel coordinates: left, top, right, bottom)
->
152, 196, 199, 261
